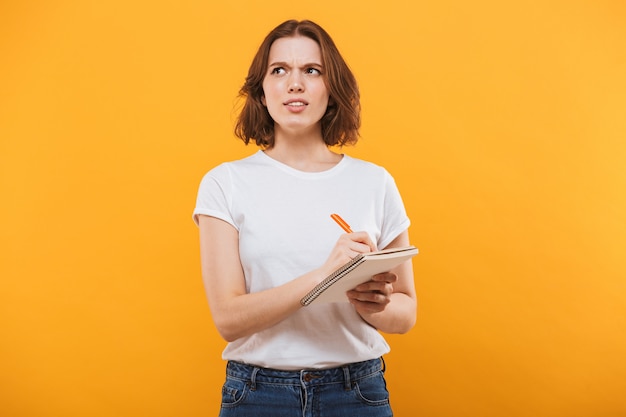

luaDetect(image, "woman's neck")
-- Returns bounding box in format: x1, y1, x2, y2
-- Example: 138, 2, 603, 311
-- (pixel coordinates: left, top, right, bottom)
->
264, 132, 342, 173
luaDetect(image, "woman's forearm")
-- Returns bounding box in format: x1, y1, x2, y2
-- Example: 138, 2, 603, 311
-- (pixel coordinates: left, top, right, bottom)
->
207, 268, 326, 342
356, 292, 417, 334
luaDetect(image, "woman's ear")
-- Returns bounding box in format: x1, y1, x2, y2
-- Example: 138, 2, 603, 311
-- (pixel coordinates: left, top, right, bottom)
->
261, 95, 266, 106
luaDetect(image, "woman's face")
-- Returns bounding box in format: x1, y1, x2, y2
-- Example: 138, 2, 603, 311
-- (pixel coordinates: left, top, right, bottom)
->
261, 36, 330, 138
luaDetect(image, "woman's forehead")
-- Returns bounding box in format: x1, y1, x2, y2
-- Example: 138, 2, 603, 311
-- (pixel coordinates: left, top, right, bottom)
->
268, 36, 322, 65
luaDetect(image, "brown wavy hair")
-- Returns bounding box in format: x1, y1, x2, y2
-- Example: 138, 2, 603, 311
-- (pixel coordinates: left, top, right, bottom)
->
234, 20, 361, 148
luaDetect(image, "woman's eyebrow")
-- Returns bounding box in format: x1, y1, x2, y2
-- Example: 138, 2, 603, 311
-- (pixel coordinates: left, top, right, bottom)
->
268, 61, 323, 68
268, 61, 288, 68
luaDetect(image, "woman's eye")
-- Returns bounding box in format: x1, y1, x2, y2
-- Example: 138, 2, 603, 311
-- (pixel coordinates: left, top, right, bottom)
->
271, 67, 286, 75
306, 68, 321, 75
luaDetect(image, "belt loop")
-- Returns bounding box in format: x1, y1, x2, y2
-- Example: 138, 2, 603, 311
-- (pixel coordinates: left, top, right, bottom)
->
380, 356, 386, 373
342, 365, 351, 390
250, 366, 260, 391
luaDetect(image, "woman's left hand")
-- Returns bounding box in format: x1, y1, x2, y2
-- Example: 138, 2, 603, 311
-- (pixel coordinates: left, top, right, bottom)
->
346, 272, 397, 314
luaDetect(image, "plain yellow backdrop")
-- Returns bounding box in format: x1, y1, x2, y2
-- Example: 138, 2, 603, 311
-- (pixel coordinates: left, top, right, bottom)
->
1, 1, 625, 416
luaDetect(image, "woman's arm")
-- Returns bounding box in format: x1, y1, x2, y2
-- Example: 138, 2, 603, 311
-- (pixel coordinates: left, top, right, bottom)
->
346, 230, 417, 334
198, 215, 375, 342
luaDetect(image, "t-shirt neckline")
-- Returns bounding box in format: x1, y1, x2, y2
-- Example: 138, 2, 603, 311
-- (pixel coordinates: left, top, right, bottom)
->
257, 150, 349, 179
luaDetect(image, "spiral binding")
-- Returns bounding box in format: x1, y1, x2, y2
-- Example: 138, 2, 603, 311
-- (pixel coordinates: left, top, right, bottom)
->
300, 254, 367, 306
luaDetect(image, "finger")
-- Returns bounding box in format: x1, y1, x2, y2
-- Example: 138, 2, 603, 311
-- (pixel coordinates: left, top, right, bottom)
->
354, 281, 382, 291
347, 231, 377, 252
337, 234, 372, 254
348, 294, 391, 311
354, 282, 394, 296
372, 272, 398, 283
348, 288, 392, 303
349, 242, 374, 255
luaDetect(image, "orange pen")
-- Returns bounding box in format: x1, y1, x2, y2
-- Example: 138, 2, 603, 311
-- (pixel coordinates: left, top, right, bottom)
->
330, 213, 353, 233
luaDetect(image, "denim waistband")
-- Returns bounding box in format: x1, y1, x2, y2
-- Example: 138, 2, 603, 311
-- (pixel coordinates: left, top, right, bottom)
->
226, 357, 384, 389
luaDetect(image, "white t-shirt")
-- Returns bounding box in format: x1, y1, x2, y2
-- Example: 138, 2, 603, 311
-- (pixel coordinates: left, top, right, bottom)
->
193, 150, 410, 370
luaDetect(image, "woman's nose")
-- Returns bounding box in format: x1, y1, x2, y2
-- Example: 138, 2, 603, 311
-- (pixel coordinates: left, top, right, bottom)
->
288, 74, 304, 93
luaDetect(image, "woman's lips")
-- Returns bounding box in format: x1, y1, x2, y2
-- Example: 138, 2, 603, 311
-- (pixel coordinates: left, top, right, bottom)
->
284, 99, 308, 112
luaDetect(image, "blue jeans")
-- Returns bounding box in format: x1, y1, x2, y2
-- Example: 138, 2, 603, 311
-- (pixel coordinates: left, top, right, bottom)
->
218, 357, 393, 417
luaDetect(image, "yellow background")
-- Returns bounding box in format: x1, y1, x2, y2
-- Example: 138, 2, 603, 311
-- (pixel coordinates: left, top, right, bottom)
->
1, 1, 625, 416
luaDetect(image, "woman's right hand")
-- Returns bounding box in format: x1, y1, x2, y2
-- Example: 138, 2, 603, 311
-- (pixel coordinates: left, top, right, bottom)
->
320, 231, 377, 276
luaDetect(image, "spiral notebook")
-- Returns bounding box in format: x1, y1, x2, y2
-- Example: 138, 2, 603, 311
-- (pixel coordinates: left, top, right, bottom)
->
300, 246, 418, 306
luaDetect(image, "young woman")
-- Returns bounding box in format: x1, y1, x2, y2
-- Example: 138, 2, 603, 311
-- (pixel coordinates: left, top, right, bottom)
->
193, 19, 416, 417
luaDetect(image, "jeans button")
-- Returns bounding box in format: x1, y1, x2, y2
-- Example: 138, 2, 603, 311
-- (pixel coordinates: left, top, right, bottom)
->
303, 373, 321, 382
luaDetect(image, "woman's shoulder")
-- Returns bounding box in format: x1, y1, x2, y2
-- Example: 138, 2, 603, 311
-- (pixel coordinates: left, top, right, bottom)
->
203, 151, 265, 176
343, 154, 391, 177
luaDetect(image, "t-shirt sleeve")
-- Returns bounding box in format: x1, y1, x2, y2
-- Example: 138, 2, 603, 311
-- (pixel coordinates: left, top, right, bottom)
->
192, 164, 237, 228
378, 169, 411, 249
